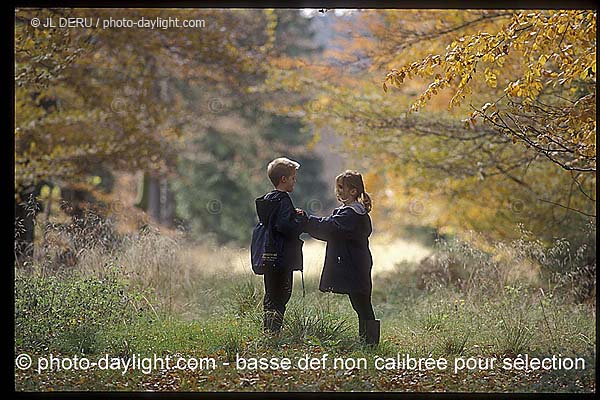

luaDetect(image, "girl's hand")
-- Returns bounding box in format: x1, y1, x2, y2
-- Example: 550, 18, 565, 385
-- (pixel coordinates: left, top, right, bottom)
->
295, 208, 307, 217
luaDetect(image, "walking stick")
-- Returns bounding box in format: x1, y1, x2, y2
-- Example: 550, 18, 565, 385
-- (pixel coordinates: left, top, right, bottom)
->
301, 269, 306, 339
301, 269, 306, 299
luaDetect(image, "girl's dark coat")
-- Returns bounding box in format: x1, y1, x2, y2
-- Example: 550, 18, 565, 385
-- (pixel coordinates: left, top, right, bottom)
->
304, 204, 373, 294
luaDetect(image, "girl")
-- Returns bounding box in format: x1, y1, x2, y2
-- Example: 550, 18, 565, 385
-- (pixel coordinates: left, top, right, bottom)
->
298, 170, 379, 345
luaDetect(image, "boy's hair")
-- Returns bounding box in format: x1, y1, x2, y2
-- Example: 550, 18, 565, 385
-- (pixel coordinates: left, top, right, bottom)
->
267, 157, 300, 187
336, 170, 372, 213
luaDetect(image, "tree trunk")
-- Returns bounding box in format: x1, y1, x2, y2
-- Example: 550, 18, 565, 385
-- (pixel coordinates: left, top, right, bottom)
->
136, 172, 160, 222
14, 185, 41, 264
160, 178, 175, 227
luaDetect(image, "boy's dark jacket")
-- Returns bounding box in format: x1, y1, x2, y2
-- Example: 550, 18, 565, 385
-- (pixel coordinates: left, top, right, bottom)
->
302, 202, 373, 295
251, 190, 304, 274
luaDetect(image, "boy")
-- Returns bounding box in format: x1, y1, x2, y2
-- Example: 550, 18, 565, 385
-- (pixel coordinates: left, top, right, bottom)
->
252, 157, 304, 334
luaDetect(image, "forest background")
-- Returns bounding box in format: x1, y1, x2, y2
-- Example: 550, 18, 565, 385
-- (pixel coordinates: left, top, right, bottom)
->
14, 8, 596, 392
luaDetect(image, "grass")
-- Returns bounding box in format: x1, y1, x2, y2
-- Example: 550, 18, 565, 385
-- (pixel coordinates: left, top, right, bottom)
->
14, 217, 596, 392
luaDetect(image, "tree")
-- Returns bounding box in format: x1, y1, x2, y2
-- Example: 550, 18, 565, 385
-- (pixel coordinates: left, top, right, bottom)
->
383, 9, 596, 174
261, 9, 595, 243
15, 8, 266, 193
379, 9, 596, 239
14, 8, 273, 257
174, 9, 332, 245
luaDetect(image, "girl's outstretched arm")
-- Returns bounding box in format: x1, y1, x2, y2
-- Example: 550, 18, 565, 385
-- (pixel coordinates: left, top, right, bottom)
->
305, 208, 358, 241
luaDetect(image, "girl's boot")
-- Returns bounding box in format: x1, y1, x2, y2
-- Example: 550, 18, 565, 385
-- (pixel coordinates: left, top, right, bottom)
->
365, 319, 380, 345
359, 319, 380, 345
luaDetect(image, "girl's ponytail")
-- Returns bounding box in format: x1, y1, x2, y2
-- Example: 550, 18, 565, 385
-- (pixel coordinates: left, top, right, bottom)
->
359, 190, 372, 213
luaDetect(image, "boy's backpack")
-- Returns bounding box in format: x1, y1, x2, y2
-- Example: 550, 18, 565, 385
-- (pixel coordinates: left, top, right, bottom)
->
251, 196, 284, 274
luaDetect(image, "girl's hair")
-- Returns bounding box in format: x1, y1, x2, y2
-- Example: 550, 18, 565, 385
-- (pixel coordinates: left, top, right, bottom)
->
335, 170, 372, 213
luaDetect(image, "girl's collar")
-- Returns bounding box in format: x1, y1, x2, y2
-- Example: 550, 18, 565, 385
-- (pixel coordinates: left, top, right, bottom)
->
339, 201, 367, 215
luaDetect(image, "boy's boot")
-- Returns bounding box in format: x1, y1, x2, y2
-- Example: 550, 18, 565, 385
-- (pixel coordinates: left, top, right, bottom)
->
264, 311, 276, 333
264, 310, 283, 335
365, 319, 380, 346
271, 311, 283, 333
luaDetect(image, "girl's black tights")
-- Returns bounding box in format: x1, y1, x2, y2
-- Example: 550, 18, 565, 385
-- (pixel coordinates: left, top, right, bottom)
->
348, 292, 375, 320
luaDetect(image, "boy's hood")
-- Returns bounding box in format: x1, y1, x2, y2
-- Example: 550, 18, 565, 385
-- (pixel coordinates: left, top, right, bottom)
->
263, 189, 289, 201
255, 190, 288, 223
340, 201, 367, 215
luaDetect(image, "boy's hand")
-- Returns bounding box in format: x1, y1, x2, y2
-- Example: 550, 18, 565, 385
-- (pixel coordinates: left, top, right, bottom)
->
295, 208, 307, 217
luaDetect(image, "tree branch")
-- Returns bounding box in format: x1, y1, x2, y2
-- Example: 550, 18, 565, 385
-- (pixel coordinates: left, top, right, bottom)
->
537, 198, 596, 218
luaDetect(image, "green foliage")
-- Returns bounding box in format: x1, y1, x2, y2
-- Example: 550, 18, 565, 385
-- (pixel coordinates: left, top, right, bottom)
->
415, 223, 595, 303
221, 329, 244, 363
284, 304, 353, 345
12, 9, 596, 392
494, 285, 536, 355
175, 119, 331, 245
173, 11, 333, 245
15, 268, 154, 354
15, 233, 596, 391
14, 8, 274, 198
230, 278, 262, 318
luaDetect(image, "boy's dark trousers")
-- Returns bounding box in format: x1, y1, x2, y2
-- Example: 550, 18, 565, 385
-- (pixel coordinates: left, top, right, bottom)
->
263, 267, 293, 333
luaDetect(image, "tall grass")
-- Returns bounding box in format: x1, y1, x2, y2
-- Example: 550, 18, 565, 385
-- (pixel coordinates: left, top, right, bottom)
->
14, 208, 596, 391
414, 223, 596, 304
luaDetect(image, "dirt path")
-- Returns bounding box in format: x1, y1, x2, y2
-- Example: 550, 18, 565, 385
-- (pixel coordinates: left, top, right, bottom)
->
208, 235, 432, 280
